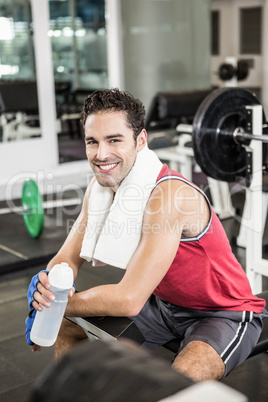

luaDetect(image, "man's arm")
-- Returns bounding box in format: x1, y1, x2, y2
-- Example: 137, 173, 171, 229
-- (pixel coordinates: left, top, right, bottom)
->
65, 179, 209, 318
31, 179, 95, 312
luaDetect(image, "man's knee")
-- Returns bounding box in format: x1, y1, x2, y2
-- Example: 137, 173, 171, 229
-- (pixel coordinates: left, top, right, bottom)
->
58, 318, 88, 340
172, 340, 225, 382
55, 318, 88, 361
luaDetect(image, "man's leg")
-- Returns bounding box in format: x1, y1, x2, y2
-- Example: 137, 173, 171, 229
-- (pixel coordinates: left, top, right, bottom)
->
54, 318, 88, 361
131, 296, 178, 350
171, 312, 265, 382
172, 340, 225, 382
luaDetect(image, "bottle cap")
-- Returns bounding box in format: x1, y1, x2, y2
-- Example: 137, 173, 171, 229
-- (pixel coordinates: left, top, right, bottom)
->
48, 262, 74, 289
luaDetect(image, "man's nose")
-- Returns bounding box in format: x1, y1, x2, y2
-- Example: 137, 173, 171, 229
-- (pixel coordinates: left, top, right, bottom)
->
97, 143, 110, 160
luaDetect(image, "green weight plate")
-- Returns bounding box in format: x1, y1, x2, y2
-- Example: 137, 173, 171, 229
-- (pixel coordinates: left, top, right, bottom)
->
21, 179, 44, 238
192, 87, 266, 182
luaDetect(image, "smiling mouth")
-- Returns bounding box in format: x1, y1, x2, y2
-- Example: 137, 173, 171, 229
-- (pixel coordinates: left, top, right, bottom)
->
97, 163, 119, 172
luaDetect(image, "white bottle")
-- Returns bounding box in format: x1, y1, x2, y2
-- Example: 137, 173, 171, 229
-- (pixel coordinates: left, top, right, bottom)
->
30, 262, 74, 347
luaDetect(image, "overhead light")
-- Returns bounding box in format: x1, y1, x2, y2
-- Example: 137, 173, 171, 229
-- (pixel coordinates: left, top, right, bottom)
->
54, 30, 62, 37
0, 17, 15, 41
75, 29, 86, 37
63, 27, 74, 37
0, 64, 19, 77
97, 27, 106, 36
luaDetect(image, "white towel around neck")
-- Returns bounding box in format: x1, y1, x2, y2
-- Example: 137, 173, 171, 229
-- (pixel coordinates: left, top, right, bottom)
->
80, 145, 163, 269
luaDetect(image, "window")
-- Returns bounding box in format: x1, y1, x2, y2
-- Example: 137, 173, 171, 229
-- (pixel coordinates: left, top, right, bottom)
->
211, 10, 220, 55
49, 0, 108, 90
0, 0, 108, 89
0, 0, 34, 80
240, 7, 262, 54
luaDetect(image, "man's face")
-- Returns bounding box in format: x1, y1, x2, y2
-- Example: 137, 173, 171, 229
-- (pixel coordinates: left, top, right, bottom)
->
84, 111, 146, 192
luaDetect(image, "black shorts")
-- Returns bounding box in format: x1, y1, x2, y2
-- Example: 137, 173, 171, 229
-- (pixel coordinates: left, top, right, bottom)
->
131, 295, 267, 377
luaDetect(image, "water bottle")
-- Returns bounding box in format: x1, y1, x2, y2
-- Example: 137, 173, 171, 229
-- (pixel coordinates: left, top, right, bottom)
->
30, 262, 74, 347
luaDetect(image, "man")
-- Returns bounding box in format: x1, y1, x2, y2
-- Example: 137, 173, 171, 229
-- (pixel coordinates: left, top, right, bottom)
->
26, 88, 267, 382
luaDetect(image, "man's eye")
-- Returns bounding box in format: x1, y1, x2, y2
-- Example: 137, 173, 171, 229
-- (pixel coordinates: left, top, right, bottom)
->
87, 140, 96, 145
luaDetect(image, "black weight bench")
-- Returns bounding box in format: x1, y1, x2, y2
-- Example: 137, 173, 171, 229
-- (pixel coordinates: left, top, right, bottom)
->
67, 290, 268, 359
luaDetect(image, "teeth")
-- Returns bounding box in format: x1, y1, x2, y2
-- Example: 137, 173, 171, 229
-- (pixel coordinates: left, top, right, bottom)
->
99, 163, 117, 171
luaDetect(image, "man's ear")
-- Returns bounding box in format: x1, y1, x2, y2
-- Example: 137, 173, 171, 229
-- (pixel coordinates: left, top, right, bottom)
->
136, 129, 147, 152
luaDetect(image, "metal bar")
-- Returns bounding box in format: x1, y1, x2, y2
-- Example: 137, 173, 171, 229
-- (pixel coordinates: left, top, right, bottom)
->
177, 123, 268, 143
0, 206, 22, 215
0, 197, 82, 215
43, 197, 82, 209
176, 124, 193, 134
245, 105, 264, 294
250, 258, 268, 278
235, 132, 268, 143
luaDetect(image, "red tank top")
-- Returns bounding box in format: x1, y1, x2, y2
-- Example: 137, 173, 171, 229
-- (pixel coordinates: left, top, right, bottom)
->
152, 165, 265, 313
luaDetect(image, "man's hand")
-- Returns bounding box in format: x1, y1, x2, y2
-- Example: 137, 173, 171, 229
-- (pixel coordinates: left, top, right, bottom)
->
25, 270, 50, 349
26, 269, 75, 349
25, 309, 41, 350
30, 271, 55, 311
28, 271, 75, 312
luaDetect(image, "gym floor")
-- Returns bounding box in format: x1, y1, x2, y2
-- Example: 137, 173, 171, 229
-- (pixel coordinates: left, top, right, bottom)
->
0, 181, 268, 402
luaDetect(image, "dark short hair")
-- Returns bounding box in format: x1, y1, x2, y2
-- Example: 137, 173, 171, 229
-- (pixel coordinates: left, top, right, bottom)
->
81, 88, 145, 142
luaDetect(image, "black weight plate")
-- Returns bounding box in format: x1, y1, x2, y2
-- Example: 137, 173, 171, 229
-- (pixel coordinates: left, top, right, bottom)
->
192, 87, 264, 182
237, 60, 249, 81
218, 63, 236, 81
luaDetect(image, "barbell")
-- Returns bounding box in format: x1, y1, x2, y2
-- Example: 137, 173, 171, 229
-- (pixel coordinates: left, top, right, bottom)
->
0, 179, 81, 238
218, 60, 249, 81
178, 87, 268, 182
